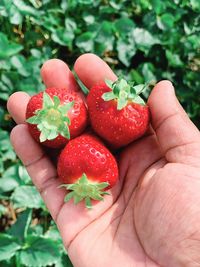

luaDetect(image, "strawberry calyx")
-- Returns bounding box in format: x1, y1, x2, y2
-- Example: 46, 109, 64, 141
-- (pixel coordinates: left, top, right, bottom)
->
26, 92, 74, 142
59, 173, 110, 209
102, 78, 147, 110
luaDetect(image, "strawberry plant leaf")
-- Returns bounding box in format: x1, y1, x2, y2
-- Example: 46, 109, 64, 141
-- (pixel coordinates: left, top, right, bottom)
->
7, 209, 32, 242
43, 92, 54, 109
85, 197, 92, 209
133, 96, 146, 105
59, 124, 70, 139
0, 234, 21, 261
117, 97, 128, 110
0, 32, 23, 59
12, 0, 41, 16
53, 96, 60, 107
133, 28, 160, 53
55, 253, 74, 267
10, 55, 30, 77
26, 115, 41, 124
105, 79, 114, 89
0, 204, 6, 218
73, 71, 89, 95
0, 165, 22, 193
75, 32, 95, 52
116, 37, 136, 67
58, 101, 74, 114
18, 235, 61, 267
11, 185, 44, 209
64, 192, 74, 203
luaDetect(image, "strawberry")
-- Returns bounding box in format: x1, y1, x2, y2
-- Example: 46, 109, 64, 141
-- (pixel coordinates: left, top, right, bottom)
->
57, 134, 119, 209
26, 88, 88, 148
87, 78, 150, 148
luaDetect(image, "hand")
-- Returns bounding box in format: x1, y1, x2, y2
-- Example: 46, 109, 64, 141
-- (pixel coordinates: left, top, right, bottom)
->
7, 54, 200, 267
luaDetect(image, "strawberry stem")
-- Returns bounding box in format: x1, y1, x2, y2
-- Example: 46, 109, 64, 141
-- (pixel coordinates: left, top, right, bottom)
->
102, 78, 147, 110
26, 92, 74, 142
59, 173, 110, 209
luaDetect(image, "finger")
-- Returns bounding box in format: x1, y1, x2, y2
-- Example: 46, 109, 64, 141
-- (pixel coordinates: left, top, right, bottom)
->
41, 59, 79, 91
10, 124, 121, 249
148, 80, 200, 165
74, 53, 117, 89
7, 92, 30, 124
10, 124, 64, 220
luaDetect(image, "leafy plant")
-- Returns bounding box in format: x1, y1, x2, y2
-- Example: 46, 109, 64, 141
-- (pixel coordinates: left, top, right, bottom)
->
0, 0, 199, 266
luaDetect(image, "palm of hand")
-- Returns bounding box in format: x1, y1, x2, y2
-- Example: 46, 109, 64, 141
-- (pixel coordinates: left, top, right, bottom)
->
7, 54, 200, 267
69, 137, 200, 267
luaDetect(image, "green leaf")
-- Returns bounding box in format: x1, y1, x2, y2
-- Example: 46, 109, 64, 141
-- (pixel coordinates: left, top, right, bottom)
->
53, 96, 60, 107
85, 197, 92, 209
9, 6, 23, 25
10, 55, 30, 77
83, 13, 95, 25
75, 32, 95, 52
43, 92, 54, 109
133, 95, 145, 105
0, 32, 23, 59
117, 37, 136, 67
47, 130, 58, 140
0, 204, 6, 218
13, 0, 39, 16
133, 84, 145, 94
133, 28, 160, 53
0, 130, 16, 165
51, 28, 75, 48
151, 0, 165, 14
64, 192, 74, 202
117, 97, 128, 110
39, 131, 47, 142
105, 79, 113, 88
157, 13, 175, 31
0, 165, 22, 193
141, 63, 157, 84
26, 115, 41, 124
73, 71, 89, 95
166, 50, 183, 67
59, 124, 70, 139
190, 0, 200, 11
114, 17, 135, 37
55, 253, 73, 267
95, 21, 114, 53
0, 234, 21, 261
102, 91, 116, 101
97, 182, 110, 189
58, 101, 74, 114
19, 235, 61, 267
8, 209, 32, 241
11, 185, 44, 209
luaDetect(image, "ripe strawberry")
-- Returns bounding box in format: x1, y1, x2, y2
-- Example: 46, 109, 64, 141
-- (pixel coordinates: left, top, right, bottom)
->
26, 88, 88, 148
57, 134, 119, 209
87, 78, 150, 148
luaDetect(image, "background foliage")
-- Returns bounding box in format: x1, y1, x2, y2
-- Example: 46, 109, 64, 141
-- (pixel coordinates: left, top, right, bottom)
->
0, 0, 199, 266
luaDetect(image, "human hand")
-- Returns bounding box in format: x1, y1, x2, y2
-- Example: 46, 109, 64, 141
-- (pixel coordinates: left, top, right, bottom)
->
7, 54, 200, 267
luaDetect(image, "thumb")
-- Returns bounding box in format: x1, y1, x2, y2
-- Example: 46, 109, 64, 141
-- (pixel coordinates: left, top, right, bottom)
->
148, 80, 200, 166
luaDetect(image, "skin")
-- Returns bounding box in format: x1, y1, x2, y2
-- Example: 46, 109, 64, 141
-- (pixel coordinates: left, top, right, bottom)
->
7, 54, 200, 267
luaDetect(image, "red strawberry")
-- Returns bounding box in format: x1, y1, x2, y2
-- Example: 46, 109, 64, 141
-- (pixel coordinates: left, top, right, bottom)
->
87, 78, 150, 148
57, 134, 119, 208
26, 88, 88, 148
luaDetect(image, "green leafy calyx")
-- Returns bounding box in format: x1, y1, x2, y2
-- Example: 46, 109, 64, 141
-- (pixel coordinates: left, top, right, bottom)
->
26, 92, 74, 142
59, 173, 110, 209
102, 78, 147, 110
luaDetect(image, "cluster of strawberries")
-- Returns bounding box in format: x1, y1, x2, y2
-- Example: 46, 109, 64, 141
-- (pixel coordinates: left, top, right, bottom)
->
26, 78, 149, 208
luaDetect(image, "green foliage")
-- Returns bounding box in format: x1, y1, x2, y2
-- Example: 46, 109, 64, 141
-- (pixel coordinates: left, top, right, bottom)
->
0, 0, 199, 266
